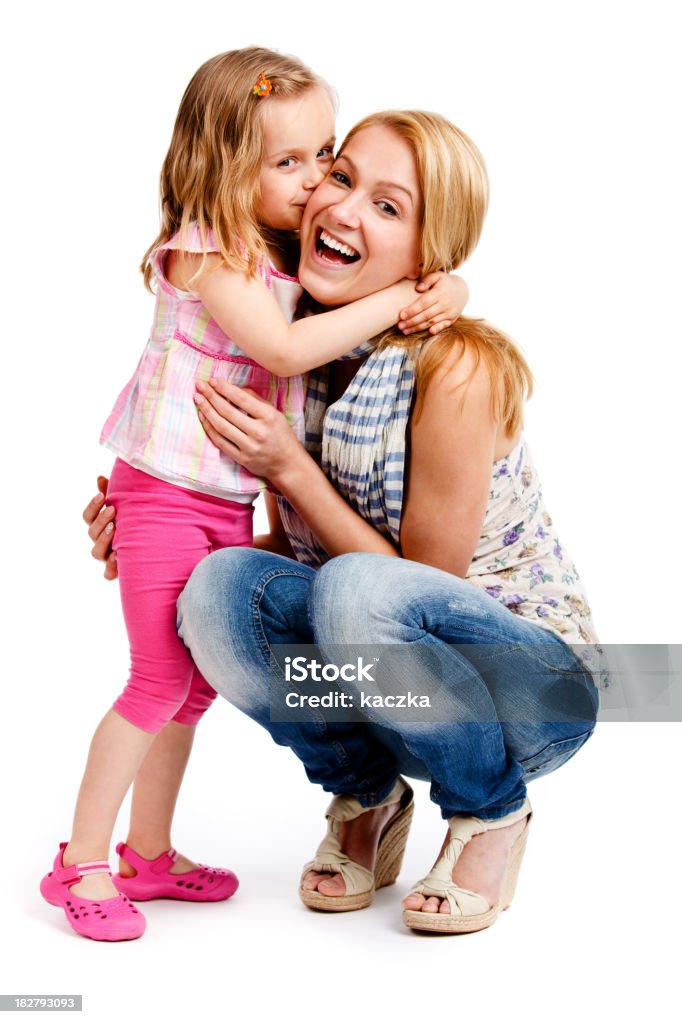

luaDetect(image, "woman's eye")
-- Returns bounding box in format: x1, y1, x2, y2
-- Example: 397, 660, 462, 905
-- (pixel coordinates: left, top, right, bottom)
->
377, 200, 399, 217
331, 170, 351, 187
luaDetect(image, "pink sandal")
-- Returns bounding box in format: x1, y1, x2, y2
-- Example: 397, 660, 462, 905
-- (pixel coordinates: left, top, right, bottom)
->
113, 842, 239, 902
40, 844, 146, 941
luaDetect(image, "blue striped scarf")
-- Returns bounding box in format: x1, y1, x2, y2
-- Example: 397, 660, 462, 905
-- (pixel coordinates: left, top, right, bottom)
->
278, 344, 416, 567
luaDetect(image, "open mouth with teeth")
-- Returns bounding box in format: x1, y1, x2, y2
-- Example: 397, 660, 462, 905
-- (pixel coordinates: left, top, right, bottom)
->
314, 227, 361, 265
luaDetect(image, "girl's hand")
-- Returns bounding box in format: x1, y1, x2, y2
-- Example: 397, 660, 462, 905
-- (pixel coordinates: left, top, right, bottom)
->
194, 379, 304, 485
397, 272, 469, 336
83, 476, 118, 580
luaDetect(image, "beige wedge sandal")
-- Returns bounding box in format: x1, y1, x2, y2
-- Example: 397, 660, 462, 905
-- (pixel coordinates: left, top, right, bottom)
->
402, 797, 532, 934
299, 777, 414, 912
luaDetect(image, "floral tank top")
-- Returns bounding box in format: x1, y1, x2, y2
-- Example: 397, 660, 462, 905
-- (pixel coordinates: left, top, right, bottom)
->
464, 437, 597, 643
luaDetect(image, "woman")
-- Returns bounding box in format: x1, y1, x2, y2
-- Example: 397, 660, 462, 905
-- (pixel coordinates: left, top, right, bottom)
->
87, 110, 599, 934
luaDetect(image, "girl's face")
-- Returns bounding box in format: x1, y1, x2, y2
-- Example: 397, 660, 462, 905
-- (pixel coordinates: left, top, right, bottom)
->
257, 88, 336, 232
298, 125, 423, 307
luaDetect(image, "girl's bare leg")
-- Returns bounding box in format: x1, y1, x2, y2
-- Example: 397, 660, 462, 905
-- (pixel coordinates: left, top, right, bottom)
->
63, 709, 156, 899
119, 721, 199, 876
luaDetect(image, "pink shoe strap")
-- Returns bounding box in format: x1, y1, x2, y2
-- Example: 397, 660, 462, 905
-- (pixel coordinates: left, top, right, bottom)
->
54, 859, 111, 885
116, 842, 176, 874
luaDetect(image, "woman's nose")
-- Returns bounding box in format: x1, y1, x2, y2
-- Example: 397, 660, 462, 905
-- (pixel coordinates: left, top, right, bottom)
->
328, 194, 361, 230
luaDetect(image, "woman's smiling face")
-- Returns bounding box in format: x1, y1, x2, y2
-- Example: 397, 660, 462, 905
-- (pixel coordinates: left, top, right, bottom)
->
298, 124, 423, 306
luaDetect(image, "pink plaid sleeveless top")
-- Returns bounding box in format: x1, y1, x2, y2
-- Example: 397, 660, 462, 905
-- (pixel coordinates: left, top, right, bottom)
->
100, 226, 305, 498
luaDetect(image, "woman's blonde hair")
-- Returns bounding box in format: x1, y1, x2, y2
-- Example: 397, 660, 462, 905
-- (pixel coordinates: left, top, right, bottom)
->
342, 110, 532, 433
141, 47, 332, 289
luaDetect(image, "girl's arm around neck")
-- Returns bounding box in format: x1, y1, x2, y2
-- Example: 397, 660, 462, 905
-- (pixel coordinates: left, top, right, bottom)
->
173, 251, 417, 377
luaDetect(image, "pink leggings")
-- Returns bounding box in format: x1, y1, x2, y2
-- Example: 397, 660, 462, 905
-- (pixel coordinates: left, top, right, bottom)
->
108, 459, 254, 733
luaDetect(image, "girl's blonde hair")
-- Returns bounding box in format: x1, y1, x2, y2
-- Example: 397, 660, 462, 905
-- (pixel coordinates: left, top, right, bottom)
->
141, 47, 332, 289
342, 111, 532, 433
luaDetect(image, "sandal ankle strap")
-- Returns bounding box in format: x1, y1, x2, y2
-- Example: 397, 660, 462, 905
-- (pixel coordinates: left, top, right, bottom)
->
442, 798, 532, 867
447, 797, 532, 837
324, 777, 410, 824
53, 859, 111, 885
116, 842, 176, 874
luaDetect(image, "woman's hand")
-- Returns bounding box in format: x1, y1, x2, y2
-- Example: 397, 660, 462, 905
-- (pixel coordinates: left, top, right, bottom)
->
398, 272, 469, 336
194, 379, 304, 486
83, 476, 118, 580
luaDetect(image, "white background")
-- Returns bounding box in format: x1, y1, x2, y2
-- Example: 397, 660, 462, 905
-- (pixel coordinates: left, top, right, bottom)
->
1, 1, 679, 1021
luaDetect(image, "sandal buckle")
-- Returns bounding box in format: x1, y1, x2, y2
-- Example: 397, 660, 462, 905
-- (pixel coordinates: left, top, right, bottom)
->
53, 864, 82, 885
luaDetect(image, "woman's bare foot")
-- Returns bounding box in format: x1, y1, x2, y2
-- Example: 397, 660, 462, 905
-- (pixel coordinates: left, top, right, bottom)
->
402, 814, 528, 915
302, 801, 400, 897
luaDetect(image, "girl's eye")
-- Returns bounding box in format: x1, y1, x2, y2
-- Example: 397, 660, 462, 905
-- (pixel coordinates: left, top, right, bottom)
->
331, 170, 351, 187
277, 157, 296, 168
377, 200, 399, 217
317, 146, 334, 159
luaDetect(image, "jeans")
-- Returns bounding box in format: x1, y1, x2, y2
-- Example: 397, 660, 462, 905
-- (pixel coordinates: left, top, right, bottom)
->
177, 549, 598, 820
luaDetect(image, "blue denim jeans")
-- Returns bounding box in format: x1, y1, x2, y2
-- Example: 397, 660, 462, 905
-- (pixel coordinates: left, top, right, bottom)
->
177, 549, 598, 820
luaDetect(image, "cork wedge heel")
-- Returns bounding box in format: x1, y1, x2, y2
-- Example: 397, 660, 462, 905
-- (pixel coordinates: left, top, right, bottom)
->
403, 798, 532, 934
300, 777, 414, 912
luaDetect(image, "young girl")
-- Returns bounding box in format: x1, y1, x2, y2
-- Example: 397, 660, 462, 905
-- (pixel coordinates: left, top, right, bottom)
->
41, 47, 468, 941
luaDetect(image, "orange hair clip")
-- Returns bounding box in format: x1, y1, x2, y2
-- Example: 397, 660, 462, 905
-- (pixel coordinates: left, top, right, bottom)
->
252, 72, 272, 97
